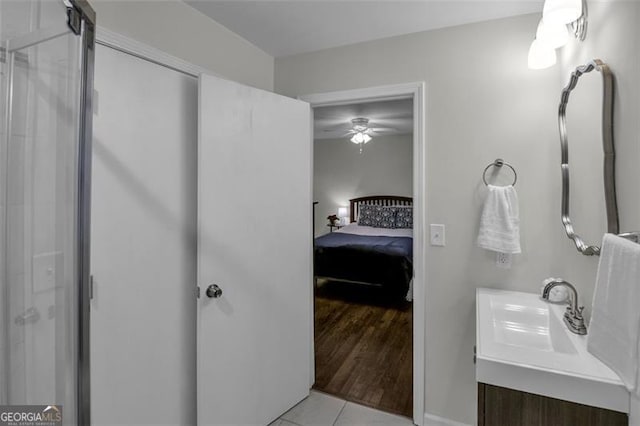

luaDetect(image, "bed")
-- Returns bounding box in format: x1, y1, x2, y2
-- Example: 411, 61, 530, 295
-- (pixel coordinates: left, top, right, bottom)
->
314, 195, 413, 299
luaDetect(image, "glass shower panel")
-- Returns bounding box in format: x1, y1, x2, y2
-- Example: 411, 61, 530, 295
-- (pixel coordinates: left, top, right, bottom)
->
1, 1, 83, 423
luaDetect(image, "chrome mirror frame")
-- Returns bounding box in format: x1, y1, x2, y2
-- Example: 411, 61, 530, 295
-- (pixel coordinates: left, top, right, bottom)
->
558, 59, 618, 256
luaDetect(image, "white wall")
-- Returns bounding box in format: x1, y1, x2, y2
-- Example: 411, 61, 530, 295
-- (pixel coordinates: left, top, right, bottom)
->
314, 134, 413, 236
88, 0, 274, 91
276, 7, 640, 424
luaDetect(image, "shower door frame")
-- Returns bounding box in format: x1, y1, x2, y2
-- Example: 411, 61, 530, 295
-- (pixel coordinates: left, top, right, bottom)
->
2, 1, 96, 424
73, 1, 96, 425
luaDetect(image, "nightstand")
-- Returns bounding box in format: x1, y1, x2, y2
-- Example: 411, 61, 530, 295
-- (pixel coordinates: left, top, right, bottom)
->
327, 224, 344, 232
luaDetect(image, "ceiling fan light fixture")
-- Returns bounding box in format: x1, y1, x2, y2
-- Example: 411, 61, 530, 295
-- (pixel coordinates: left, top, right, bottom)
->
351, 117, 370, 132
349, 117, 373, 149
350, 132, 371, 144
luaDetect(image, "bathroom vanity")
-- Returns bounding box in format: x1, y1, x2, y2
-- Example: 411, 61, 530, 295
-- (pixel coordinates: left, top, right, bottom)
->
477, 383, 627, 425
476, 288, 629, 425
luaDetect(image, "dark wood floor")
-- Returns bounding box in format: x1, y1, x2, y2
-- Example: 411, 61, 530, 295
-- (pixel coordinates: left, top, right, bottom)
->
313, 280, 413, 418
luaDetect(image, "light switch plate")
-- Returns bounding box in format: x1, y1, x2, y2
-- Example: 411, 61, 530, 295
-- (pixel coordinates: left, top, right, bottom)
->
430, 224, 445, 246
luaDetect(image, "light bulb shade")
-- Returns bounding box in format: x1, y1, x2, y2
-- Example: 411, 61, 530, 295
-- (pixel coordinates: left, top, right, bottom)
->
536, 18, 569, 49
543, 0, 582, 25
350, 132, 372, 144
338, 207, 348, 218
528, 39, 557, 70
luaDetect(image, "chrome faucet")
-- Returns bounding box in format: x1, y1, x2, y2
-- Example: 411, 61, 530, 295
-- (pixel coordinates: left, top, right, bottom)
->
542, 278, 587, 335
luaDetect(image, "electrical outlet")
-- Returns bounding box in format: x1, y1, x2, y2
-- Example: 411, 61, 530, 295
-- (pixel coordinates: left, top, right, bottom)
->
496, 252, 512, 269
430, 224, 445, 246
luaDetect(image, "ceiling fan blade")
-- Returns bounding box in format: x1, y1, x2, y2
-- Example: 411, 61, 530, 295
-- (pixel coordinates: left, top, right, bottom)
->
321, 130, 354, 137
321, 125, 349, 132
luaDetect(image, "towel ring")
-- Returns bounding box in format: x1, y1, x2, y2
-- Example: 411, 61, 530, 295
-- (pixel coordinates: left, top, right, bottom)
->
482, 158, 517, 186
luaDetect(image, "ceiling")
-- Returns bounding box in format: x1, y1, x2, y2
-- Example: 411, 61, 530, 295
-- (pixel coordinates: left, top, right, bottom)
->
314, 99, 413, 140
184, 1, 543, 58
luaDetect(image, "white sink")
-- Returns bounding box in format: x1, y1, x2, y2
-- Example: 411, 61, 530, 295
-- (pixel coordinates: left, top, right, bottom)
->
476, 288, 629, 413
489, 293, 577, 355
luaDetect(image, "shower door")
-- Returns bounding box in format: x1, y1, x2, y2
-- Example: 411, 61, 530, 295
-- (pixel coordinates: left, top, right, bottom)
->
0, 1, 95, 424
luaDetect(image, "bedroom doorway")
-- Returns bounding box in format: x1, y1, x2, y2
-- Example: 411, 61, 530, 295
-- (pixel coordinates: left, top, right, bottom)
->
301, 83, 426, 425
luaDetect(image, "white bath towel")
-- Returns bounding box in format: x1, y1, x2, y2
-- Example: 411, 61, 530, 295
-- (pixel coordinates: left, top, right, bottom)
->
588, 233, 640, 394
477, 185, 521, 254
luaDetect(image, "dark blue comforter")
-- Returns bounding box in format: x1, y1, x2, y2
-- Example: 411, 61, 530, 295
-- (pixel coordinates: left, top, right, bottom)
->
315, 233, 413, 257
314, 232, 413, 297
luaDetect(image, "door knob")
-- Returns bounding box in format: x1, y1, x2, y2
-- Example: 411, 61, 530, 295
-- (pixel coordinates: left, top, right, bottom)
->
206, 284, 223, 298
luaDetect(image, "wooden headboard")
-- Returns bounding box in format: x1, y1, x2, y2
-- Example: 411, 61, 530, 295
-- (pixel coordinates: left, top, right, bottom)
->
349, 195, 413, 223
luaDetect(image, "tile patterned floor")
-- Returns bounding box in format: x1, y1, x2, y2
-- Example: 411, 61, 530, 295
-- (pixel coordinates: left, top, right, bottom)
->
270, 390, 414, 426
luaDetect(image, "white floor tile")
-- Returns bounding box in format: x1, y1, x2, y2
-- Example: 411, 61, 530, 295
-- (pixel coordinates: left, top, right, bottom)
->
334, 402, 414, 426
280, 391, 346, 426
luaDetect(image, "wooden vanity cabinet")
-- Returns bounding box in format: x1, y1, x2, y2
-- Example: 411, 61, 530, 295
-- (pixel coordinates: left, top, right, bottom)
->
477, 383, 628, 426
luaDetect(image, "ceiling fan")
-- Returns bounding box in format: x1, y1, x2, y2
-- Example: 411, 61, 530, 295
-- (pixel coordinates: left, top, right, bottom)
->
318, 116, 400, 152
348, 117, 402, 152
347, 118, 373, 146
326, 117, 398, 138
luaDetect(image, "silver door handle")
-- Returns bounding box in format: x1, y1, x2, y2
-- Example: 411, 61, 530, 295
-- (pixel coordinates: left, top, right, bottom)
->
206, 284, 222, 298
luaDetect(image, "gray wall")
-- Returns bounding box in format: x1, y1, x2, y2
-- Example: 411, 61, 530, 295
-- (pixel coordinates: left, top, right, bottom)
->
314, 134, 413, 236
89, 0, 274, 91
276, 6, 640, 424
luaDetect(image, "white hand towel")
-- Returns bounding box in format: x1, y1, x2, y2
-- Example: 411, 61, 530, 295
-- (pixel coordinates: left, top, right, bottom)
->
477, 185, 521, 254
588, 233, 640, 393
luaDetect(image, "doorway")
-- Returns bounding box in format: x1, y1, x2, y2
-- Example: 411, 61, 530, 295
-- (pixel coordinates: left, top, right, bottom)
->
90, 28, 422, 425
302, 83, 426, 425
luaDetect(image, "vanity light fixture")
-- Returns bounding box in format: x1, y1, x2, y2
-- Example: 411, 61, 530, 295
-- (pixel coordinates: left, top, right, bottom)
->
536, 19, 569, 49
544, 0, 588, 41
528, 0, 587, 70
528, 39, 557, 70
543, 0, 582, 26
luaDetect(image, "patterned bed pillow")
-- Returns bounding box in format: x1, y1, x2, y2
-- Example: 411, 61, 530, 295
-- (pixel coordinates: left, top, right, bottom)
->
357, 205, 396, 228
394, 206, 413, 229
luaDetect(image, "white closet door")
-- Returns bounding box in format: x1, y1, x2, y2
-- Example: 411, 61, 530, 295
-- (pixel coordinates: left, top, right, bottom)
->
91, 45, 197, 425
197, 74, 312, 425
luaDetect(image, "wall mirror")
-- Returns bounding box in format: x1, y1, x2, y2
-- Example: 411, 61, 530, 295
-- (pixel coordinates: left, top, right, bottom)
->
559, 59, 618, 256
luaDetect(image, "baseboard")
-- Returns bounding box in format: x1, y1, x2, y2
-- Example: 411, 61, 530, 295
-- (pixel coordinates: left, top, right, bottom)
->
424, 412, 473, 426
